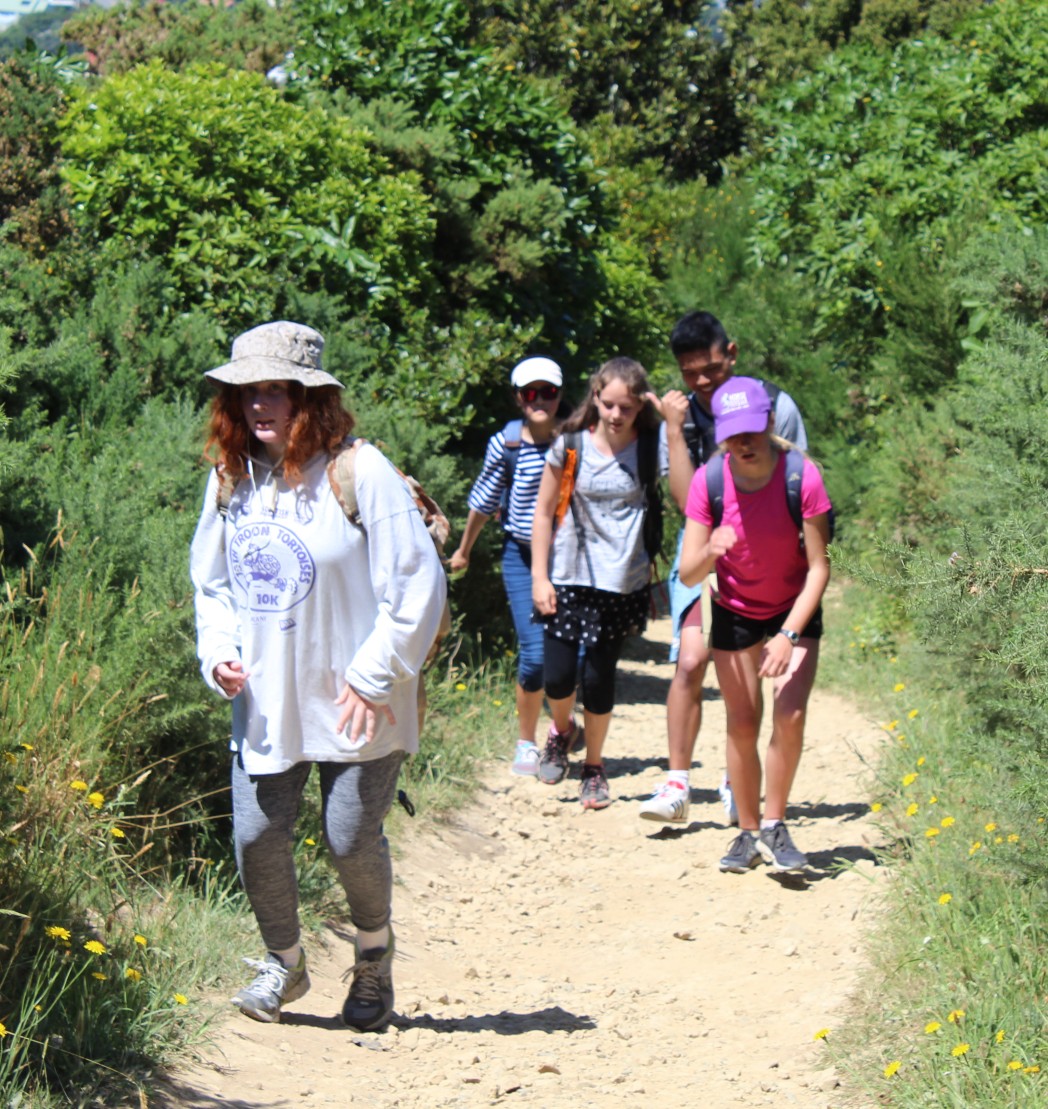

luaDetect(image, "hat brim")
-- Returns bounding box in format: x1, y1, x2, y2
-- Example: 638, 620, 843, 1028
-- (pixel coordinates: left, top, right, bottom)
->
205, 355, 344, 389
714, 411, 771, 444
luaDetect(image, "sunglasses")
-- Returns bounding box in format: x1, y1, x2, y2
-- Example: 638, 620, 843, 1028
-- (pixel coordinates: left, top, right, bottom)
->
519, 384, 560, 402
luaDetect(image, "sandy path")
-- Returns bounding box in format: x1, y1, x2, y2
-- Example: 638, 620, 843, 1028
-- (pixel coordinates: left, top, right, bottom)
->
160, 614, 885, 1108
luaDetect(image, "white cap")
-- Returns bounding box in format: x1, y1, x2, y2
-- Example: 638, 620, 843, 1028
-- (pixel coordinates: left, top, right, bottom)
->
510, 356, 563, 389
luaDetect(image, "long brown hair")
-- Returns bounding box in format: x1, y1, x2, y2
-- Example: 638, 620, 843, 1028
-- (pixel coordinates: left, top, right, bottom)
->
204, 382, 355, 486
562, 357, 660, 436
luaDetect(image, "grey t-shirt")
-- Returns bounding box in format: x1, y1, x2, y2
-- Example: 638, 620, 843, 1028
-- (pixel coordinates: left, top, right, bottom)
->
547, 431, 651, 594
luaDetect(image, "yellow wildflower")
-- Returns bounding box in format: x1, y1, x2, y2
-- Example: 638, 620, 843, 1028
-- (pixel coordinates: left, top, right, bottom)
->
0, 1021, 7, 1038
952, 1043, 970, 1057
87, 792, 105, 809
941, 816, 955, 828
902, 773, 918, 787
110, 827, 125, 839
948, 1009, 965, 1023
15, 785, 28, 793
1008, 833, 1020, 844
916, 756, 926, 766
84, 940, 106, 955
883, 1060, 901, 1077
125, 968, 142, 982
885, 720, 899, 731
174, 993, 188, 1005
304, 837, 316, 846
938, 893, 952, 905
455, 682, 466, 691
925, 827, 940, 838
995, 835, 1004, 844
1024, 1065, 1040, 1074
870, 802, 882, 813
134, 934, 147, 947
1008, 1061, 1024, 1071
908, 708, 919, 719
969, 842, 982, 855
925, 1021, 942, 1034
46, 926, 71, 941
70, 780, 88, 792
906, 803, 919, 817
91, 972, 107, 981
893, 683, 905, 693
929, 795, 938, 804
813, 1028, 829, 1040
985, 822, 997, 832
20, 743, 33, 751
996, 1030, 1006, 1044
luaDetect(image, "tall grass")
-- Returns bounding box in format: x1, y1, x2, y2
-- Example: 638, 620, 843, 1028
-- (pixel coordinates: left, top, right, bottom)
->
817, 581, 1047, 1106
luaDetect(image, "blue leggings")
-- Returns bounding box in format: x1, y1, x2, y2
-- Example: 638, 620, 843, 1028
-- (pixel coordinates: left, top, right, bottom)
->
502, 537, 545, 692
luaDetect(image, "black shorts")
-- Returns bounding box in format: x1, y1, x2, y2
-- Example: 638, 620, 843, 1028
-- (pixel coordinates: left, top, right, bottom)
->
710, 603, 823, 652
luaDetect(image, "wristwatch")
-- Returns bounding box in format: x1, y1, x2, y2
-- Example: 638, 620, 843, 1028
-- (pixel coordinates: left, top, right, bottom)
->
777, 628, 800, 646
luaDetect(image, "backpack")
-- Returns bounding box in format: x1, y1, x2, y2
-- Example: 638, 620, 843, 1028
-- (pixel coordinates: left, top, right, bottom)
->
216, 439, 453, 663
498, 418, 525, 520
684, 379, 782, 470
704, 448, 835, 545
557, 429, 664, 563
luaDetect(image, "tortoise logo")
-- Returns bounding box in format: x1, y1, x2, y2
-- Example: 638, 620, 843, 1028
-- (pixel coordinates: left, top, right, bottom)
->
229, 522, 315, 613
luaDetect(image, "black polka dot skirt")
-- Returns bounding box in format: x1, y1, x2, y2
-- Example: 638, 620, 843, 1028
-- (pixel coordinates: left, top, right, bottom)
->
536, 585, 650, 646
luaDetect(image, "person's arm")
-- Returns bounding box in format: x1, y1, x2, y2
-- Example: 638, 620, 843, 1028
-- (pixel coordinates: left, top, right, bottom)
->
189, 470, 245, 699
448, 509, 491, 573
757, 513, 831, 678
530, 459, 562, 615
773, 392, 808, 452
679, 517, 737, 587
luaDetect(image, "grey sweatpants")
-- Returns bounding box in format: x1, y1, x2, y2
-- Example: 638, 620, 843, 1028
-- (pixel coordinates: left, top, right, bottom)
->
231, 751, 405, 953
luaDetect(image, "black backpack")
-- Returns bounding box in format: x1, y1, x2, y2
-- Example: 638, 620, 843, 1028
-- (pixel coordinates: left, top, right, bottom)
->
561, 429, 664, 563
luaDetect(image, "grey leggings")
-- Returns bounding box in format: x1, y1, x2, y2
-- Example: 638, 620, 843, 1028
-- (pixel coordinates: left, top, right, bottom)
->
231, 751, 405, 952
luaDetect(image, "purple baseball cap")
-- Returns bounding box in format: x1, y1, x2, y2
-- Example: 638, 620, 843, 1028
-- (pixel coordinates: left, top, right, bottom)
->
711, 377, 772, 442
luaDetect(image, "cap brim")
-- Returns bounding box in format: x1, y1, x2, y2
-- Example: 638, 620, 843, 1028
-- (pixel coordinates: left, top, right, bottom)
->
715, 412, 770, 443
205, 356, 344, 389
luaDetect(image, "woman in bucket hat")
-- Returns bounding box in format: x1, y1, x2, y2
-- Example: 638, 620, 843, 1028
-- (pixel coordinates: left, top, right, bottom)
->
448, 356, 581, 776
678, 376, 831, 875
190, 321, 446, 1028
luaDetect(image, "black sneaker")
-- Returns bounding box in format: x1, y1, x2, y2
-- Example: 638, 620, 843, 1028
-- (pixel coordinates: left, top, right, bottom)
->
341, 930, 395, 1032
719, 829, 762, 873
758, 822, 809, 872
537, 725, 572, 784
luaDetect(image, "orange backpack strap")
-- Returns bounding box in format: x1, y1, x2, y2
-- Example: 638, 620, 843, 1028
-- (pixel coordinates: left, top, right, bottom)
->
553, 431, 581, 530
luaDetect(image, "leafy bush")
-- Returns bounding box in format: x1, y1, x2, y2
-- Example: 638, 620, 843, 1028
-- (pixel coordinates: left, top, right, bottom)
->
59, 62, 435, 327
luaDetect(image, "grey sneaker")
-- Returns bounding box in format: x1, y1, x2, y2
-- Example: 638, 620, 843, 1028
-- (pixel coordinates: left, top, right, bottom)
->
341, 930, 395, 1032
719, 829, 762, 873
538, 724, 572, 784
758, 822, 809, 872
579, 763, 611, 810
231, 951, 310, 1023
511, 740, 540, 777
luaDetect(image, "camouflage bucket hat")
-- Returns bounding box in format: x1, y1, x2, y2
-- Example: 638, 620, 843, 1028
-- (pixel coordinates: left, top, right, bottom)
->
205, 321, 344, 389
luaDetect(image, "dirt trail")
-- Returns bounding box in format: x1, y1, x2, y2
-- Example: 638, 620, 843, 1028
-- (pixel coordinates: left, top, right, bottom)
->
161, 614, 886, 1108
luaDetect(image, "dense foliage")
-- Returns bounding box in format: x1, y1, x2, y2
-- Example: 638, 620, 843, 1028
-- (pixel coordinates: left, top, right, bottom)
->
1, 0, 1047, 1101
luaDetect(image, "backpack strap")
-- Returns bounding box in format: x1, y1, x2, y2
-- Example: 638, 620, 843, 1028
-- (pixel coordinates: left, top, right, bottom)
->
704, 452, 726, 528
554, 430, 582, 531
215, 464, 237, 518
326, 438, 366, 526
637, 429, 664, 562
499, 418, 525, 520
684, 394, 717, 470
783, 448, 804, 531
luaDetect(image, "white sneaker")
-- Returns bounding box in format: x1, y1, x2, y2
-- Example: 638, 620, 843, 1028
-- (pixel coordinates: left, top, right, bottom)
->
718, 776, 739, 826
639, 780, 690, 824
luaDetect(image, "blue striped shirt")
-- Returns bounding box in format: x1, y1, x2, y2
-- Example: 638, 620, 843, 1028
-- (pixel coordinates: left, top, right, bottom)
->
467, 429, 552, 546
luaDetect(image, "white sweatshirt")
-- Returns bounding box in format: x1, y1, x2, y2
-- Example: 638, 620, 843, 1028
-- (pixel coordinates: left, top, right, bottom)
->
190, 443, 447, 774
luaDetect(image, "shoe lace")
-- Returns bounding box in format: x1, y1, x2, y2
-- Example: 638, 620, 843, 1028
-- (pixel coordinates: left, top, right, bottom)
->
729, 830, 754, 855
242, 957, 288, 998
344, 958, 385, 1004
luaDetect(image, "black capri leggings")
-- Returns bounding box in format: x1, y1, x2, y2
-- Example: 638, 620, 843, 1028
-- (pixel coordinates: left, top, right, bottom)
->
543, 632, 625, 715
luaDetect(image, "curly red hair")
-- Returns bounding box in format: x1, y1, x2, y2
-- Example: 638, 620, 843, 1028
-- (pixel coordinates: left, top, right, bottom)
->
204, 382, 355, 486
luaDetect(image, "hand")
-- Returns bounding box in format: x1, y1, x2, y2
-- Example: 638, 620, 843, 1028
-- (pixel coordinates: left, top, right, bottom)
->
657, 389, 689, 431
758, 633, 794, 679
213, 660, 248, 697
447, 548, 469, 574
709, 525, 738, 558
532, 576, 557, 616
335, 683, 396, 747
